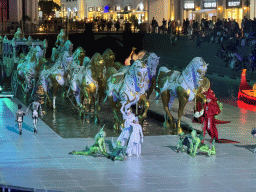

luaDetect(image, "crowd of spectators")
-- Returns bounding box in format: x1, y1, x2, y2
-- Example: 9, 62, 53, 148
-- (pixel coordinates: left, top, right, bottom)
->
181, 16, 256, 79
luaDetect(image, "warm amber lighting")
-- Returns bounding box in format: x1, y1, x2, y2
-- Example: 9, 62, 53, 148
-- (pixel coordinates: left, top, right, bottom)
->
243, 7, 247, 10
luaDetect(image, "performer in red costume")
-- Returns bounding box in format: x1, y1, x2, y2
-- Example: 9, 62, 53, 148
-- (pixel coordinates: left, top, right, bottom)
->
194, 87, 230, 143
202, 88, 221, 143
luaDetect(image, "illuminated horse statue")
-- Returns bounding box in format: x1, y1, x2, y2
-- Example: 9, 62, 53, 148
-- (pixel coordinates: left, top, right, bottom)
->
105, 59, 149, 130
69, 53, 105, 122
17, 46, 47, 94
39, 40, 73, 109
156, 57, 208, 134
137, 52, 160, 124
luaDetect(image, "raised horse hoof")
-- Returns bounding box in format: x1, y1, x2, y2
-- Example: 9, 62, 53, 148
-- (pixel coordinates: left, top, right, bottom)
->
163, 121, 170, 128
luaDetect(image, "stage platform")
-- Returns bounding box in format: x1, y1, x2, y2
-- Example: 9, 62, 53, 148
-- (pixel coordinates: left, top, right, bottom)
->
0, 97, 256, 192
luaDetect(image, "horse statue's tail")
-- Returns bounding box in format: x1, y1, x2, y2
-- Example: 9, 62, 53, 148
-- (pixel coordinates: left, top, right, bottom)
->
103, 67, 119, 103
155, 66, 175, 100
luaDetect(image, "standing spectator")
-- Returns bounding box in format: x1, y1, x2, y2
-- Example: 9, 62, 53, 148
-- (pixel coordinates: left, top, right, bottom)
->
101, 19, 106, 32
107, 20, 112, 32
196, 31, 203, 48
115, 19, 120, 32
151, 17, 157, 33
162, 18, 167, 33
168, 19, 171, 34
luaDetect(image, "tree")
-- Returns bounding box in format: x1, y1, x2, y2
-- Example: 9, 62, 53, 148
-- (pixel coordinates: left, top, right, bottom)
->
38, 0, 61, 19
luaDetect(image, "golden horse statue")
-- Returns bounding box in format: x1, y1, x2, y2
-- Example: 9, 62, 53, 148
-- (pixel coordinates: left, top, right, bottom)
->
72, 53, 105, 123
17, 46, 47, 95
156, 57, 208, 134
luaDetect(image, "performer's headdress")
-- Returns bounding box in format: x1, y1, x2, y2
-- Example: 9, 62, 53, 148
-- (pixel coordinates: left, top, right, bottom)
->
251, 127, 256, 135
18, 104, 22, 109
203, 87, 216, 101
94, 125, 106, 140
127, 108, 132, 114
134, 116, 139, 122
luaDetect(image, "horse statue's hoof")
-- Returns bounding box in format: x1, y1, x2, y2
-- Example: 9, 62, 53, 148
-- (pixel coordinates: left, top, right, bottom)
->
163, 121, 170, 128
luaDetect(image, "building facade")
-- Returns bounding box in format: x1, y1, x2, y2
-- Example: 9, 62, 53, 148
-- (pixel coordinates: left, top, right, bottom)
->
8, 0, 38, 23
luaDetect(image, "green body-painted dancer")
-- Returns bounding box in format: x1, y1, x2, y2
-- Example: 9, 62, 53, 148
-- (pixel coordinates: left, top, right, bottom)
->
177, 130, 216, 157
107, 139, 126, 161
69, 125, 108, 157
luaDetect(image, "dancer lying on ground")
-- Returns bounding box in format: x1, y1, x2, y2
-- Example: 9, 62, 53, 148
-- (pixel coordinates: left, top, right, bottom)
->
108, 139, 126, 161
69, 125, 108, 157
176, 130, 216, 157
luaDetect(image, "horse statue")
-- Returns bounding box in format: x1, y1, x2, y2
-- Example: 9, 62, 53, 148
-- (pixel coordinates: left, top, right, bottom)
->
156, 57, 208, 134
136, 52, 160, 124
17, 46, 47, 94
39, 40, 73, 109
69, 53, 105, 122
105, 59, 149, 130
51, 29, 68, 62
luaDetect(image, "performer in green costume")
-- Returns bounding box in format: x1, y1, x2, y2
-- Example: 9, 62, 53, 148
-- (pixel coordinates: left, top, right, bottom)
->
177, 130, 216, 157
69, 125, 108, 157
107, 139, 126, 161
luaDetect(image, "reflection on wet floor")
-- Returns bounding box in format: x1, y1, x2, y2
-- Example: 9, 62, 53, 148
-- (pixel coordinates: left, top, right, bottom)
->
9, 72, 251, 139
15, 85, 174, 138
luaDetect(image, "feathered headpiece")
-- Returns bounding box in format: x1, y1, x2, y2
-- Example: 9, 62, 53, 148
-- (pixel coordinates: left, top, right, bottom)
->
94, 125, 106, 140
203, 87, 216, 101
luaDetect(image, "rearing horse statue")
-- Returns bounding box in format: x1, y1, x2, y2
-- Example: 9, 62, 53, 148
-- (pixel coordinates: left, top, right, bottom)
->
156, 57, 208, 134
105, 59, 149, 130
17, 46, 47, 94
39, 40, 73, 109
70, 53, 105, 122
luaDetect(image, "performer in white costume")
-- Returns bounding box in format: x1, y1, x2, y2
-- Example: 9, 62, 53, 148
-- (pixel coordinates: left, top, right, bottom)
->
126, 117, 144, 156
26, 97, 43, 134
117, 103, 135, 146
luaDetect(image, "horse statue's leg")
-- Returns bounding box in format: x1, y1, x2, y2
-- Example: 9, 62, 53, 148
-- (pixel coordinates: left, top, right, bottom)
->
138, 94, 150, 125
161, 90, 175, 130
176, 86, 190, 135
108, 96, 123, 131
40, 77, 52, 107
146, 77, 156, 99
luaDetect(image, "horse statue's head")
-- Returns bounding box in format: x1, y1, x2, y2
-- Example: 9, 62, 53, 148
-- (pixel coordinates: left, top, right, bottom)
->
83, 57, 91, 67
90, 53, 105, 80
102, 48, 115, 68
130, 59, 148, 90
142, 52, 160, 77
72, 46, 86, 66
62, 40, 73, 54
184, 57, 208, 89
35, 46, 44, 59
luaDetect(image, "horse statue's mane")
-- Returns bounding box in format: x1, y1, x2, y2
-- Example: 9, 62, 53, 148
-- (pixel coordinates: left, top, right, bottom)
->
72, 46, 86, 66
88, 53, 104, 80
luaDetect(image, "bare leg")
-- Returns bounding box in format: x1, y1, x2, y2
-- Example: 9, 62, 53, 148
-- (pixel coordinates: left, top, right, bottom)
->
18, 122, 22, 135
33, 118, 38, 133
